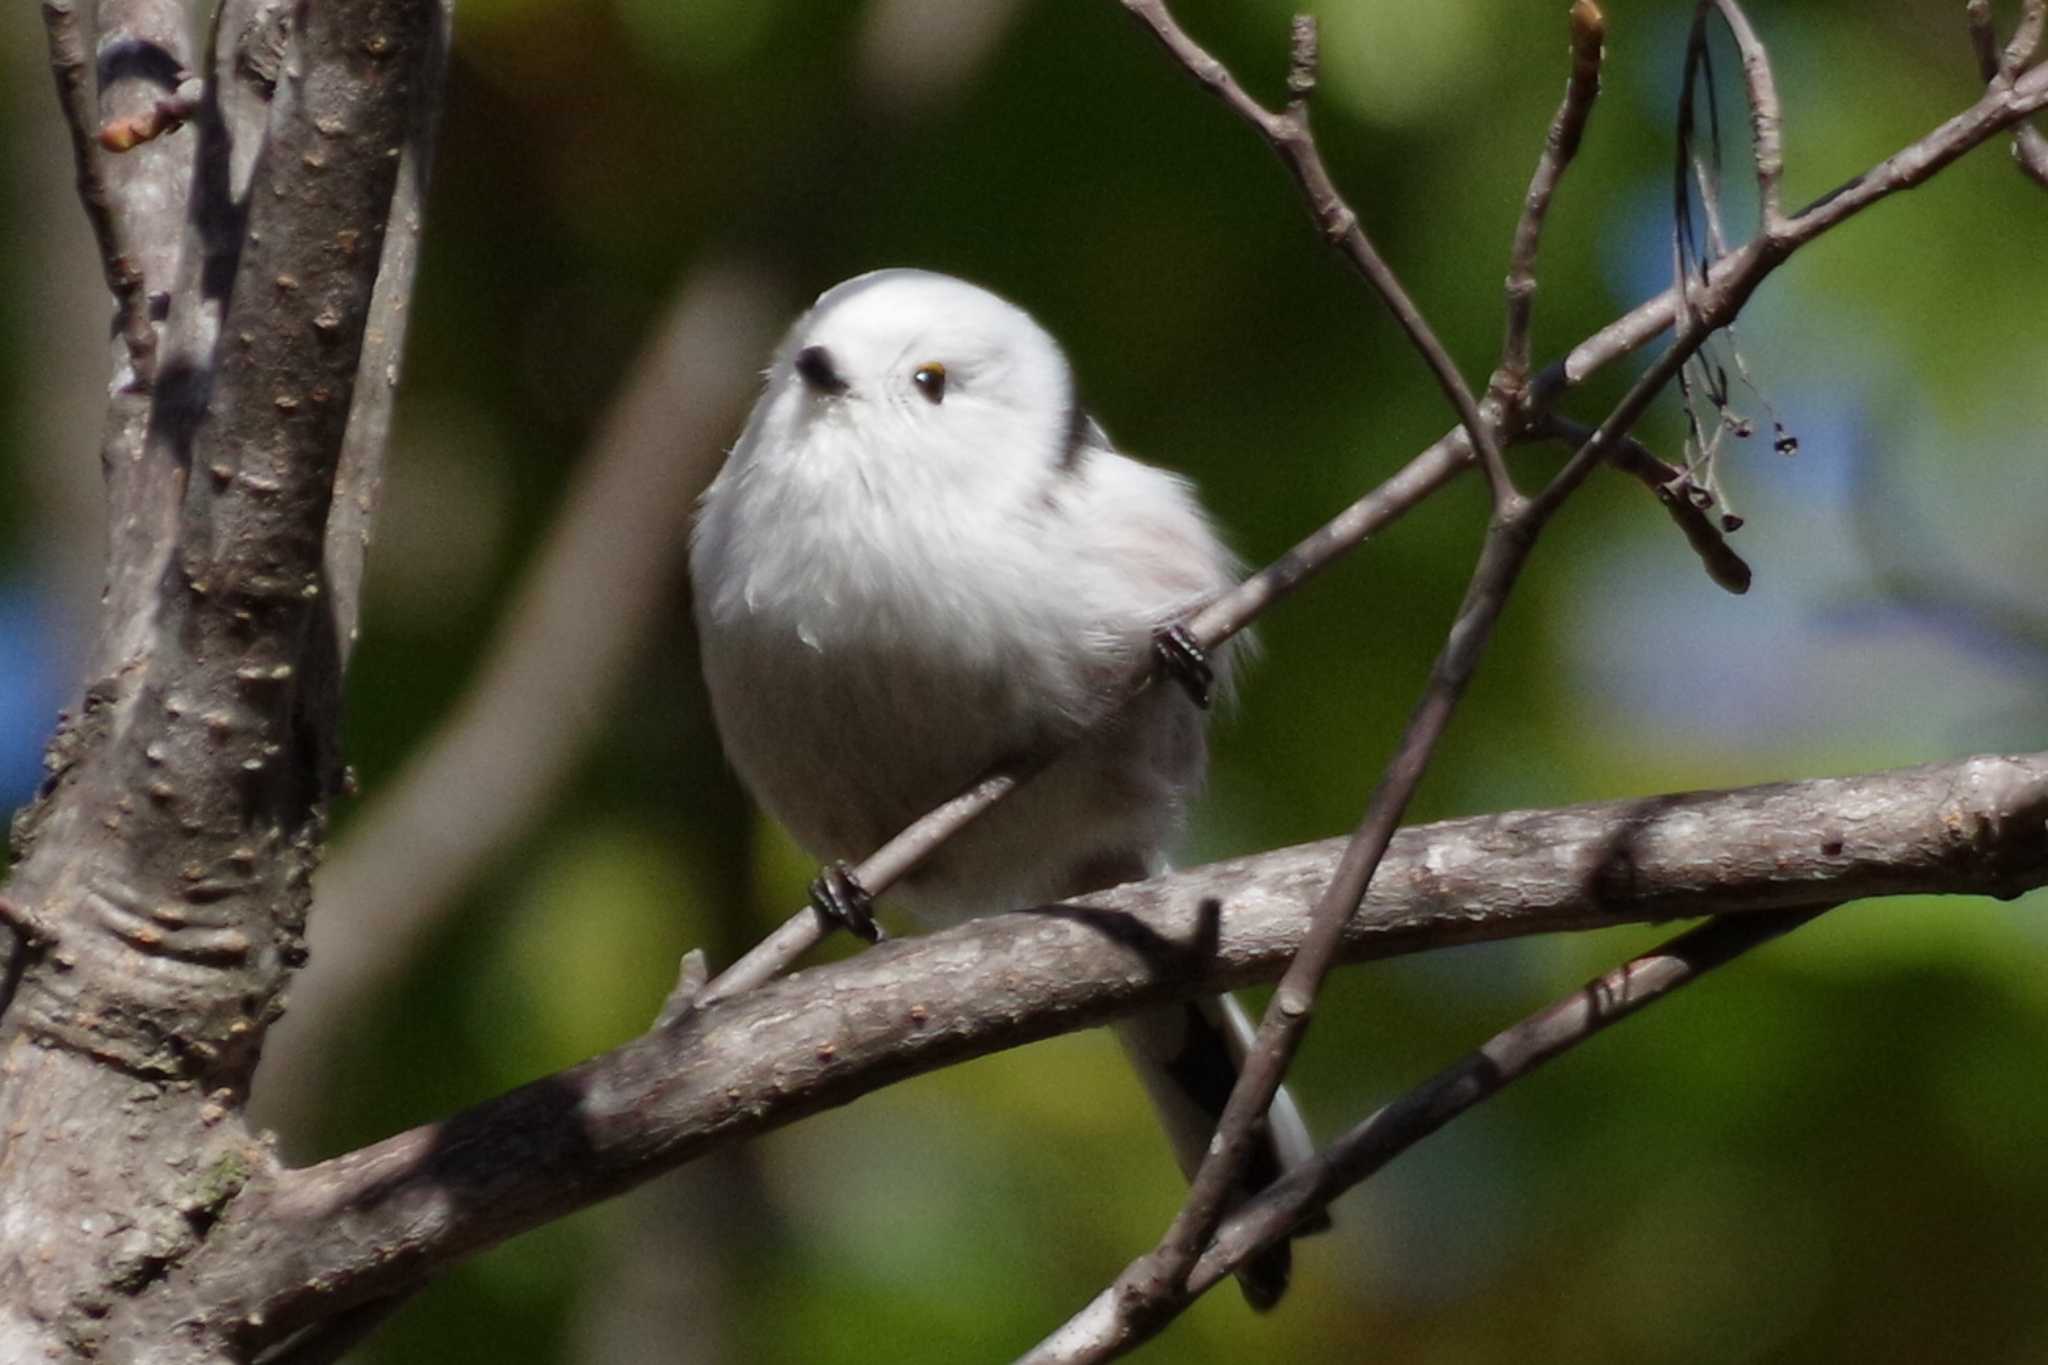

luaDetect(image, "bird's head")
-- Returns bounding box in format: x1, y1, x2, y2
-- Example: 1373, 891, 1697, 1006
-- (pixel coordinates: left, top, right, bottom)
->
753, 268, 1088, 498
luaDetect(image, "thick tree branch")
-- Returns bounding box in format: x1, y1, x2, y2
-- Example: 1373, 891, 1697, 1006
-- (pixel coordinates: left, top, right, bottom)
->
87, 0, 278, 692
246, 2, 452, 1141
7, 0, 228, 1045
2, 0, 444, 1354
5, 0, 440, 1085
190, 751, 2048, 1346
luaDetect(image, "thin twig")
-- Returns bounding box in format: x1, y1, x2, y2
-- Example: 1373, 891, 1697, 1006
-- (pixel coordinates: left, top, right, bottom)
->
1791, 59, 2048, 229
1544, 54, 2048, 412
1499, 0, 1606, 394
654, 950, 711, 1030
325, 0, 454, 669
2007, 0, 2046, 75
1535, 300, 1730, 525
1537, 413, 1751, 594
1968, 0, 2002, 74
1025, 910, 1827, 1362
1123, 522, 1538, 1327
1119, 0, 1519, 509
88, 0, 199, 384
98, 77, 203, 152
40, 0, 131, 336
1672, 1, 1793, 515
702, 766, 1025, 1002
1190, 910, 1827, 1296
1967, 0, 2048, 190
40, 0, 195, 638
1552, 61, 2048, 510
1708, 0, 1788, 233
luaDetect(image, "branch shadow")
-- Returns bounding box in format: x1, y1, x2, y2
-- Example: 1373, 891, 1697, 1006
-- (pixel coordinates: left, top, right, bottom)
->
1015, 892, 1226, 1001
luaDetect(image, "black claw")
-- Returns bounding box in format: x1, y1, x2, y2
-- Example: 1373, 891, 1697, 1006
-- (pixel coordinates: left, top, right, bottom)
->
1153, 623, 1214, 709
810, 861, 885, 943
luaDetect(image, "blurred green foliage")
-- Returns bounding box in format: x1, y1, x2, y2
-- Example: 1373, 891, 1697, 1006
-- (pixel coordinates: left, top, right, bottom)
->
4, 0, 2047, 1360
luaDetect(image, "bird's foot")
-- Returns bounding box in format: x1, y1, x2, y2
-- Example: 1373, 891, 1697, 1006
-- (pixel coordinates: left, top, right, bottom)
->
1153, 623, 1214, 709
810, 861, 886, 943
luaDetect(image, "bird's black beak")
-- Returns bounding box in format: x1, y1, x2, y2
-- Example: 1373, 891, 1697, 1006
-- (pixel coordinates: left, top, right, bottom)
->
794, 344, 849, 395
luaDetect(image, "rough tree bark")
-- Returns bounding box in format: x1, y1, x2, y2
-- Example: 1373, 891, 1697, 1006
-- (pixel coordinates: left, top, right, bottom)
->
3, 0, 444, 1358
3, 1, 2045, 1361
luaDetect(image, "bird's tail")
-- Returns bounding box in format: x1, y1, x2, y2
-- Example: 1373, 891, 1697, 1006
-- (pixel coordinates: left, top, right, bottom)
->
1113, 993, 1326, 1310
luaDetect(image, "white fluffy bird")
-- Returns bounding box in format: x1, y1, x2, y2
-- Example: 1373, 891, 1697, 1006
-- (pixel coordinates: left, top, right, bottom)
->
691, 268, 1315, 1307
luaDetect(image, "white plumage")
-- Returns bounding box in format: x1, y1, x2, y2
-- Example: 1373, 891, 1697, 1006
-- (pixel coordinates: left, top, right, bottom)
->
692, 269, 1314, 1307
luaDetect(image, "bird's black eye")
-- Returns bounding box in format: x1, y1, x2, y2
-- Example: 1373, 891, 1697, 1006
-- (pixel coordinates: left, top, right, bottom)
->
912, 362, 947, 404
